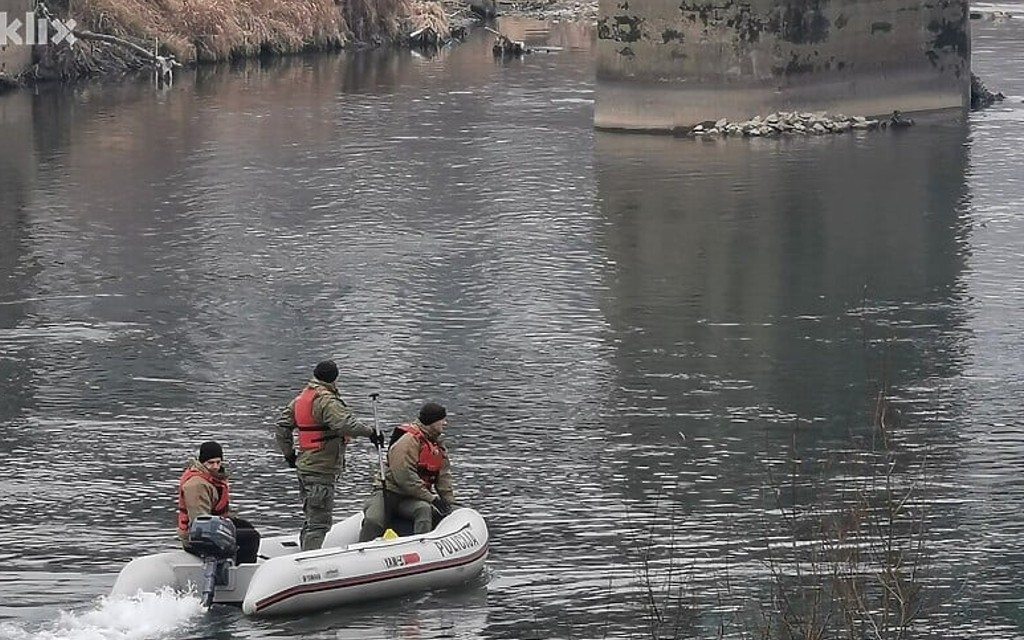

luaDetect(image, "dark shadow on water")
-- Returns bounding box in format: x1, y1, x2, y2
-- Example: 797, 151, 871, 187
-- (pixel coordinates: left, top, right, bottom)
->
594, 117, 973, 446
592, 114, 974, 594
584, 116, 980, 638
0, 91, 39, 441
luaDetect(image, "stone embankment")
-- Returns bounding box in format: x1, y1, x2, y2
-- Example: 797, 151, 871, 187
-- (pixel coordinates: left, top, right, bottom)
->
686, 111, 915, 138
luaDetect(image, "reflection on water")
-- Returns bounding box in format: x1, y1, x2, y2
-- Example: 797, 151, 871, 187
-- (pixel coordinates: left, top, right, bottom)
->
0, 92, 37, 435
596, 120, 972, 443
1, 15, 1024, 640
590, 117, 981, 637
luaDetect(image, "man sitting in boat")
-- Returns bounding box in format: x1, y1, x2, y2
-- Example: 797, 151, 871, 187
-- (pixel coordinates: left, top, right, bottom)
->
178, 441, 261, 564
358, 402, 456, 541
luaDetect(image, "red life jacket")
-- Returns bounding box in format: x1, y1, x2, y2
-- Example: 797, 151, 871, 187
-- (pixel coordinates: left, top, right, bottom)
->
294, 387, 331, 451
395, 423, 445, 489
177, 467, 230, 537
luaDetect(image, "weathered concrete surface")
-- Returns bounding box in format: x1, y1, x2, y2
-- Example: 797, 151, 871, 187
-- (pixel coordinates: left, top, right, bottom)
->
0, 0, 34, 82
596, 0, 971, 130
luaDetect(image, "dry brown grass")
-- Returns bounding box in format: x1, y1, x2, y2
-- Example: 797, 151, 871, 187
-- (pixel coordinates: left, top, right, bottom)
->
342, 0, 404, 43
404, 0, 450, 38
71, 0, 446, 63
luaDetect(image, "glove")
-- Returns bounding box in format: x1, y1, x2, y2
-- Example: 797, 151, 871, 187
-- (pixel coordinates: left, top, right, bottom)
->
432, 496, 451, 516
284, 453, 297, 469
369, 431, 386, 448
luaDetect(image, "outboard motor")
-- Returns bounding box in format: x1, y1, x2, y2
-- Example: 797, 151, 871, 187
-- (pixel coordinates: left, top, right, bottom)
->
187, 516, 237, 607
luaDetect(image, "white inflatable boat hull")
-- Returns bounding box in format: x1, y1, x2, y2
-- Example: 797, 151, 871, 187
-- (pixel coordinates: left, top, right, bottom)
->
109, 535, 301, 605
110, 508, 488, 616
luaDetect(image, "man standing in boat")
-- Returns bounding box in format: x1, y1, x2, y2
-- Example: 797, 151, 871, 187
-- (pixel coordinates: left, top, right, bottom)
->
275, 360, 385, 550
358, 401, 456, 541
178, 440, 261, 564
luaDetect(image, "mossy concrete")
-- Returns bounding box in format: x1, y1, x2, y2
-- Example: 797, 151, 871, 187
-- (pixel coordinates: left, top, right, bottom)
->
596, 0, 971, 130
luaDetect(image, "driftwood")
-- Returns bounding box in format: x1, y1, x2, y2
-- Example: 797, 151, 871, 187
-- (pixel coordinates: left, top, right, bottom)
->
72, 30, 175, 65
73, 30, 180, 83
408, 25, 442, 48
485, 26, 529, 56
408, 23, 467, 49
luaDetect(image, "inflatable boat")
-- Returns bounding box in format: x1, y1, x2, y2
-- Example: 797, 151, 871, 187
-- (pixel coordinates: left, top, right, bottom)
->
110, 507, 488, 617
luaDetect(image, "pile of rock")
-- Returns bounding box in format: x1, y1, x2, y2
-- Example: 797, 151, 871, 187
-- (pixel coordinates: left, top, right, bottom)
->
971, 71, 1006, 110
686, 111, 915, 138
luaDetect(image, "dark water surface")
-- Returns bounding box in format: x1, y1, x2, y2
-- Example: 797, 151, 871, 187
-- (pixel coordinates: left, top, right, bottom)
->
1, 13, 1023, 640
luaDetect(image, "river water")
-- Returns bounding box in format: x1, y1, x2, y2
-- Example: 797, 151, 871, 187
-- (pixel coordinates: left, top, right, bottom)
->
0, 12, 1023, 640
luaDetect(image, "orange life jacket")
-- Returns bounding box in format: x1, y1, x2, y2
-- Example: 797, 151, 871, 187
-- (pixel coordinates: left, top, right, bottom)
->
294, 387, 332, 451
177, 467, 230, 537
395, 423, 445, 490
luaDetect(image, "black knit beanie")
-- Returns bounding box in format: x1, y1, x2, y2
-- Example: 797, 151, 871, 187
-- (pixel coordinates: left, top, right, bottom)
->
313, 360, 339, 383
418, 402, 447, 426
199, 441, 224, 462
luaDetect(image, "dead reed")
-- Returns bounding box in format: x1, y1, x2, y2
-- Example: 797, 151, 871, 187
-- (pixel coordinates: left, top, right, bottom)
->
69, 0, 445, 63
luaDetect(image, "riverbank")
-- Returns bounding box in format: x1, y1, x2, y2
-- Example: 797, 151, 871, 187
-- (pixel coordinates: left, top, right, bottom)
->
1, 0, 1007, 114
1, 0, 453, 87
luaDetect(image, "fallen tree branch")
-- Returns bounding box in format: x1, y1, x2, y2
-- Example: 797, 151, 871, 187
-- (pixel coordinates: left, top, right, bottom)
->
72, 30, 182, 69
37, 0, 179, 79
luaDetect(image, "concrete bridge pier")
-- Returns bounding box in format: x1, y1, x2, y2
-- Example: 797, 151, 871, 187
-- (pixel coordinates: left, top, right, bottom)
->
595, 0, 971, 131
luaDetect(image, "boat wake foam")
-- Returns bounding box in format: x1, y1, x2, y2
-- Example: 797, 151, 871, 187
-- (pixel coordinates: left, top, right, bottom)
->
0, 587, 203, 640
